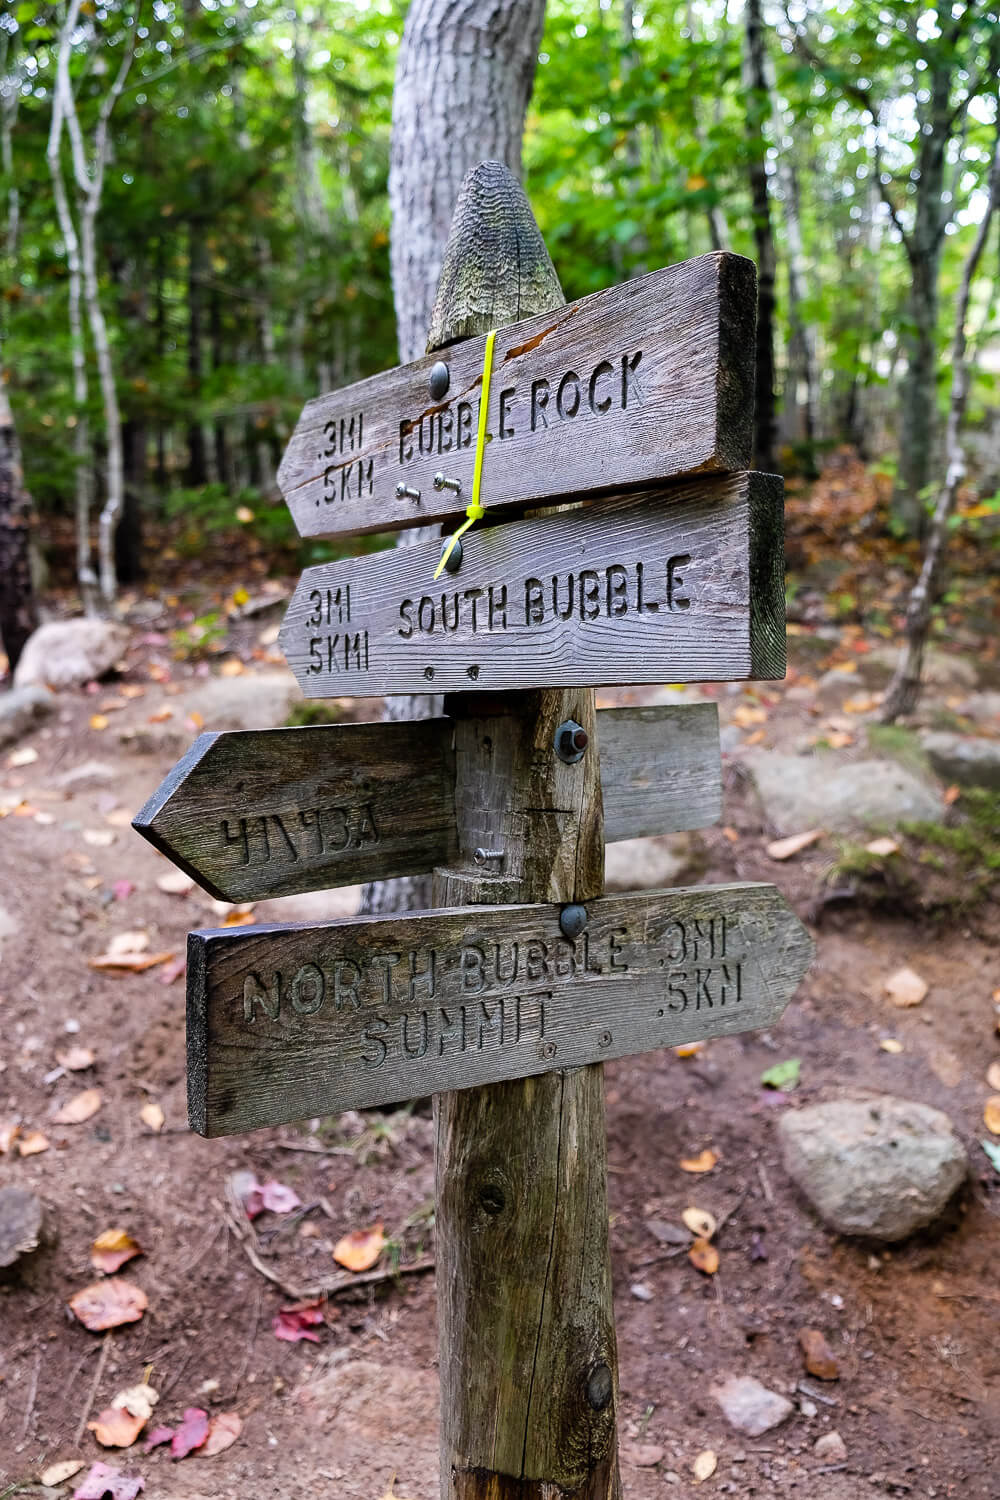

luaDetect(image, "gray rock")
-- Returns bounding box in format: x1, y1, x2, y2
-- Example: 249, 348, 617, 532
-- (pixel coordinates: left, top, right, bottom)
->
778, 1095, 967, 1242
814, 1431, 848, 1462
120, 671, 304, 755
712, 1376, 794, 1436
604, 834, 694, 891
920, 731, 1000, 791
958, 691, 1000, 728
56, 758, 116, 789
742, 751, 942, 834
0, 1187, 44, 1272
860, 645, 978, 692
14, 618, 129, 690
0, 684, 54, 748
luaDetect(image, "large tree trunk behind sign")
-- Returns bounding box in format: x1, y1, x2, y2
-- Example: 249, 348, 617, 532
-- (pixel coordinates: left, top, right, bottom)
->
362, 0, 548, 917
0, 388, 38, 678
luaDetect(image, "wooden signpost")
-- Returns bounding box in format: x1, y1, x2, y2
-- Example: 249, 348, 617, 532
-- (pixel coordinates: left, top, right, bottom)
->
135, 161, 813, 1500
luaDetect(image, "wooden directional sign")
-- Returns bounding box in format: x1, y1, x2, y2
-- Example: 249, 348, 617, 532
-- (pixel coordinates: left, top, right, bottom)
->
280, 471, 784, 699
277, 253, 755, 540
187, 882, 813, 1136
132, 704, 721, 903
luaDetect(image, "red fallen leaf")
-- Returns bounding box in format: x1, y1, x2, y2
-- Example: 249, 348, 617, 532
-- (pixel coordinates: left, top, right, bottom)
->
91, 1228, 143, 1274
72, 1463, 145, 1499
272, 1299, 325, 1343
111, 880, 135, 902
202, 1410, 243, 1456
245, 1178, 301, 1218
157, 956, 186, 985
171, 1407, 209, 1458
143, 1425, 174, 1453
69, 1279, 148, 1331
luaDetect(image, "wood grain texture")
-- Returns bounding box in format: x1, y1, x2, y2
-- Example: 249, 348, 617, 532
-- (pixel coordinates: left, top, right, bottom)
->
277, 252, 756, 541
186, 882, 813, 1137
130, 704, 720, 903
279, 472, 786, 698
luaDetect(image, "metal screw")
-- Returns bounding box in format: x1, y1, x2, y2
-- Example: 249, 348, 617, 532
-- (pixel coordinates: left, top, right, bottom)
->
474, 848, 505, 868
598, 1030, 612, 1049
559, 904, 588, 941
554, 719, 589, 764
433, 472, 462, 494
539, 1040, 557, 1060
586, 1362, 613, 1412
429, 360, 450, 400
396, 483, 421, 502
439, 536, 463, 574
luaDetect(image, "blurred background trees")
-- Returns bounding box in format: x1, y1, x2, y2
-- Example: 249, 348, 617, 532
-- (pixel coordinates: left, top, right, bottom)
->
1, 0, 999, 608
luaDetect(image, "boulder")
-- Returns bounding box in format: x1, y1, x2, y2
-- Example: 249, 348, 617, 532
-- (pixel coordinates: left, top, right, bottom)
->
778, 1095, 967, 1242
920, 731, 1000, 791
0, 684, 54, 748
604, 834, 694, 891
742, 751, 942, 834
860, 645, 978, 692
13, 618, 128, 690
712, 1376, 794, 1436
120, 671, 305, 755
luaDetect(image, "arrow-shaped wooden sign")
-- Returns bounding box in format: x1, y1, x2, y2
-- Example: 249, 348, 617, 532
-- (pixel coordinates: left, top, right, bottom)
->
277, 253, 754, 541
187, 882, 813, 1136
279, 471, 784, 700
132, 704, 721, 903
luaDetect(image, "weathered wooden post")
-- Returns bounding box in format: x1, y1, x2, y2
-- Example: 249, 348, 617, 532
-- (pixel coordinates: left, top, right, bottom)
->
136, 159, 812, 1500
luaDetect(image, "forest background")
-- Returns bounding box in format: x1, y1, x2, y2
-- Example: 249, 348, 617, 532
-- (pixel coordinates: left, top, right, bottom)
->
1, 0, 1000, 629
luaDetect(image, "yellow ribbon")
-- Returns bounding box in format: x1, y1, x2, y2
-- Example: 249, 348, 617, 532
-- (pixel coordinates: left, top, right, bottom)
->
434, 329, 496, 581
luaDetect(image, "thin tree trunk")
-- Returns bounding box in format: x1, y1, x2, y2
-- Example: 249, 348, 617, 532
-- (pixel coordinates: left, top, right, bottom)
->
362, 0, 548, 917
0, 388, 38, 676
880, 124, 1000, 723
743, 0, 778, 472
186, 228, 208, 485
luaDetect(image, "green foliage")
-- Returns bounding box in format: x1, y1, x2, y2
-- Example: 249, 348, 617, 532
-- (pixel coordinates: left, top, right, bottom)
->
169, 610, 227, 660
284, 700, 342, 727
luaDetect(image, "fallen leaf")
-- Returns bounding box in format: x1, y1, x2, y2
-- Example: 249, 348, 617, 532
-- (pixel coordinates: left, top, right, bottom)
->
731, 703, 767, 727
865, 836, 900, 857
984, 1097, 1000, 1135
89, 1407, 146, 1448
89, 950, 176, 973
140, 1102, 165, 1133
761, 1058, 801, 1091
84, 829, 115, 847
674, 1041, 705, 1058
171, 1407, 209, 1458
89, 714, 110, 731
258, 623, 280, 646
798, 1326, 840, 1380
689, 1237, 719, 1274
69, 1279, 148, 1331
148, 707, 173, 723
693, 1449, 718, 1482
842, 693, 878, 714
0, 1120, 20, 1153
143, 1426, 174, 1453
222, 909, 255, 927
41, 1460, 85, 1487
825, 730, 854, 749
109, 931, 149, 955
120, 685, 145, 699
57, 1045, 96, 1071
333, 1222, 385, 1272
53, 1087, 102, 1124
244, 1178, 301, 1218
219, 657, 245, 677
157, 956, 186, 985
743, 728, 766, 746
8, 746, 38, 767
99, 698, 126, 713
18, 1129, 50, 1156
884, 967, 928, 1008
201, 1411, 243, 1456
879, 1038, 904, 1054
91, 1229, 143, 1274
272, 1301, 325, 1343
986, 1062, 1000, 1092
111, 880, 135, 902
721, 825, 740, 843
187, 711, 205, 731
766, 829, 823, 861
105, 808, 133, 828
681, 1207, 716, 1239
680, 1148, 718, 1174
72, 1462, 145, 1499
156, 869, 194, 895
943, 784, 961, 805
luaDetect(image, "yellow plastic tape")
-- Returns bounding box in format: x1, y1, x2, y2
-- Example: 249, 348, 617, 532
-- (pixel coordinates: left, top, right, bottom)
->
434, 329, 496, 581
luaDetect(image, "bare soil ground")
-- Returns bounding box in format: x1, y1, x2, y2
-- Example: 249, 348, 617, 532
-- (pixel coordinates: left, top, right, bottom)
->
2, 470, 1000, 1500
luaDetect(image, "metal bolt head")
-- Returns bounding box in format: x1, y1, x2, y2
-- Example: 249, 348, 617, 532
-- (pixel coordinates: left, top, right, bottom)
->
554, 719, 589, 764
440, 537, 463, 575
559, 903, 588, 941
429, 360, 450, 400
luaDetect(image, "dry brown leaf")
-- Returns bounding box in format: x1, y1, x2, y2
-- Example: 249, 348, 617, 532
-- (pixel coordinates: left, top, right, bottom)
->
98, 698, 126, 713
879, 1038, 904, 1054
0, 1119, 21, 1153
108, 931, 150, 956
57, 1045, 96, 1071
140, 1102, 165, 1133
202, 1411, 243, 1457
18, 1129, 50, 1156
148, 706, 173, 723
40, 1460, 85, 1486
743, 728, 766, 746
681, 1207, 716, 1239
842, 693, 879, 714
8, 746, 38, 767
721, 825, 740, 844
986, 1062, 1000, 1092
984, 1097, 1000, 1136
674, 1041, 705, 1059
89, 714, 110, 731
884, 967, 928, 1008
91, 1229, 143, 1274
52, 1088, 102, 1125
69, 1279, 148, 1331
219, 658, 245, 677
83, 828, 115, 847
156, 869, 195, 895
222, 910, 256, 928
731, 703, 767, 727
943, 784, 961, 806
825, 730, 854, 749
688, 1237, 719, 1274
765, 828, 823, 861
89, 1406, 146, 1448
89, 950, 176, 973
693, 1450, 718, 1483
333, 1222, 385, 1272
865, 836, 900, 857
679, 1149, 718, 1174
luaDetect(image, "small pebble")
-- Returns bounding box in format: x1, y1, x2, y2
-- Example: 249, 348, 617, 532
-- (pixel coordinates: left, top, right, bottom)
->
630, 1282, 654, 1302
815, 1431, 848, 1462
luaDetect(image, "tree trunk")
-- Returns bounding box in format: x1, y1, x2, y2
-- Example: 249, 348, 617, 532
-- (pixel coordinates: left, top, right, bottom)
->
362, 0, 548, 917
743, 0, 778, 473
186, 229, 208, 486
116, 418, 146, 584
430, 160, 620, 1500
0, 388, 38, 677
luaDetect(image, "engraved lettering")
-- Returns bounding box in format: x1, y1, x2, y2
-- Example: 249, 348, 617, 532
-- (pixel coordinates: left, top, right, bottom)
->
667, 553, 691, 611
556, 370, 581, 420
243, 971, 280, 1022
360, 1016, 388, 1068
524, 577, 544, 625
461, 944, 486, 994
588, 359, 614, 413
531, 378, 550, 430
291, 963, 324, 1015
333, 960, 361, 1010
499, 387, 516, 439
621, 350, 644, 406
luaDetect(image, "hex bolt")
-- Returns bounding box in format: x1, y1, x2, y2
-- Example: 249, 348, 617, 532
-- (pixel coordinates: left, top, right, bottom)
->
429, 360, 450, 400
559, 903, 588, 941
439, 537, 463, 574
395, 483, 421, 502
433, 472, 463, 494
554, 719, 589, 764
